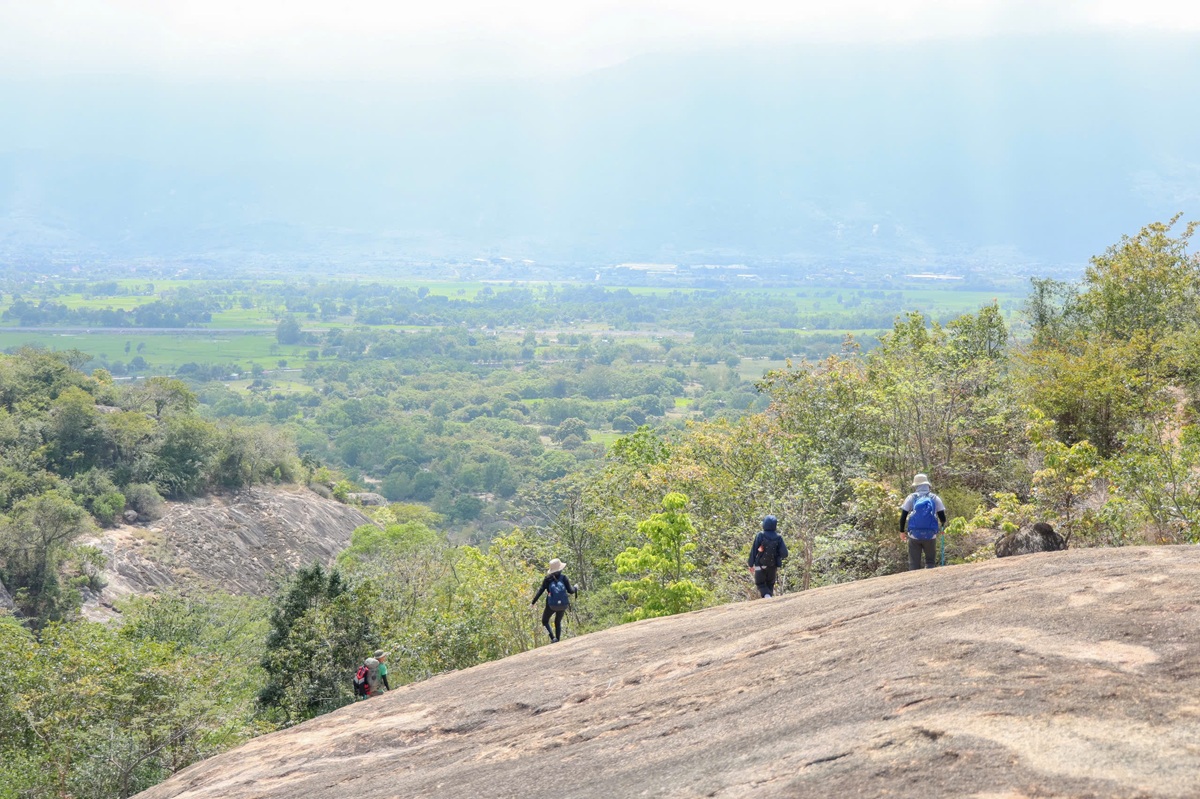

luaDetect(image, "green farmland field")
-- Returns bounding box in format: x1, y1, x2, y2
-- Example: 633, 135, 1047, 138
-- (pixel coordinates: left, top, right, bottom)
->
0, 330, 330, 373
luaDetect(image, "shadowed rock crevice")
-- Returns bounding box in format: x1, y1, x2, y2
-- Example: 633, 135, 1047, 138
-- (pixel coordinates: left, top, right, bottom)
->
136, 547, 1200, 799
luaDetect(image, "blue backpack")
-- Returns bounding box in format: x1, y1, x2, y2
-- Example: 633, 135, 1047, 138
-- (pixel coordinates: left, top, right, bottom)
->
546, 576, 570, 609
908, 494, 939, 539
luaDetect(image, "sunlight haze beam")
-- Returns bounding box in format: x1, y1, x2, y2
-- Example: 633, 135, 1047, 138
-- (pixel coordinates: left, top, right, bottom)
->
1, 0, 1198, 79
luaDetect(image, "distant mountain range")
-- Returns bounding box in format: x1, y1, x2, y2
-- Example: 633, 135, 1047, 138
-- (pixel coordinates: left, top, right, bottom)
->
2, 33, 1198, 276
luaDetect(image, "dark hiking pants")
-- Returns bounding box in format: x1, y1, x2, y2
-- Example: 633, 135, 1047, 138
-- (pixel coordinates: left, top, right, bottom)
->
754, 566, 778, 597
542, 606, 565, 640
908, 537, 938, 570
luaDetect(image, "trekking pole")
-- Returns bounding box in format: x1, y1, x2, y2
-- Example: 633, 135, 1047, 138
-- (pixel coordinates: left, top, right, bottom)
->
569, 603, 582, 639
939, 530, 945, 566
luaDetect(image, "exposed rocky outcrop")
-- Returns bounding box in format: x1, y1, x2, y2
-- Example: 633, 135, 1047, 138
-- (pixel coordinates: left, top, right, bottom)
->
83, 486, 374, 618
0, 576, 13, 611
348, 492, 388, 507
135, 546, 1200, 799
995, 521, 1068, 558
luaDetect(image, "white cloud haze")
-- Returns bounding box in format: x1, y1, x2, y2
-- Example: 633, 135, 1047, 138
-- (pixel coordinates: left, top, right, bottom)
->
2, 0, 1199, 79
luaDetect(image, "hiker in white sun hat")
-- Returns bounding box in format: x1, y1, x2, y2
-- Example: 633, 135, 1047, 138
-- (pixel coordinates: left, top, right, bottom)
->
530, 558, 577, 643
899, 473, 947, 570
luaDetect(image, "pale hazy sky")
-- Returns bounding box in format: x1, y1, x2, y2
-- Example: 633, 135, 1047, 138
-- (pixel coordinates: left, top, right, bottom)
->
2, 0, 1198, 80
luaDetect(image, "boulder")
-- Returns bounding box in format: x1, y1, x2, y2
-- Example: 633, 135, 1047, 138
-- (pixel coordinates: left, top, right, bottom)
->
123, 509, 140, 523
995, 521, 1067, 557
348, 492, 388, 507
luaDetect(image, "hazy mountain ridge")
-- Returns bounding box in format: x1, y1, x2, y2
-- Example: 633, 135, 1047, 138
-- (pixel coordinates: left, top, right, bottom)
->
2, 33, 1198, 273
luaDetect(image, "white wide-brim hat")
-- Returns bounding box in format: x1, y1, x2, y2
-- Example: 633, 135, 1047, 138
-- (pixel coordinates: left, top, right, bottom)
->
911, 473, 932, 488
547, 558, 565, 574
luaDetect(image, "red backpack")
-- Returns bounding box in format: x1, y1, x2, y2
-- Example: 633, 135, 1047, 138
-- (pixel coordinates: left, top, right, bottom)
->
352, 664, 370, 697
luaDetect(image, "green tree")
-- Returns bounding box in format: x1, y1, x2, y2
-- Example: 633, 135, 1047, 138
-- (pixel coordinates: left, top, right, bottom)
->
446, 532, 540, 659
1109, 420, 1200, 544
1077, 215, 1200, 341
211, 423, 299, 489
275, 315, 302, 345
101, 410, 157, 484
140, 377, 198, 419
258, 563, 376, 725
1022, 217, 1199, 457
0, 598, 265, 799
46, 386, 103, 476
146, 416, 217, 498
613, 493, 707, 621
1019, 335, 1153, 457
552, 417, 590, 443
0, 491, 96, 626
1027, 413, 1105, 546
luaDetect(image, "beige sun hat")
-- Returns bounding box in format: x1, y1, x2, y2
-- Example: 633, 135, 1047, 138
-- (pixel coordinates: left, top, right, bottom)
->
373, 650, 388, 660
547, 558, 565, 574
911, 473, 932, 488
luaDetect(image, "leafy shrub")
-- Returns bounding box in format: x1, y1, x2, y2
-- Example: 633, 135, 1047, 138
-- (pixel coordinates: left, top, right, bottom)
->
67, 468, 119, 518
65, 544, 107, 593
92, 491, 126, 527
937, 484, 984, 524
123, 483, 165, 521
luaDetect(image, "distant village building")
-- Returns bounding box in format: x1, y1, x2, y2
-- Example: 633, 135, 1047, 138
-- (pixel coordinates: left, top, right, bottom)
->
615, 263, 678, 272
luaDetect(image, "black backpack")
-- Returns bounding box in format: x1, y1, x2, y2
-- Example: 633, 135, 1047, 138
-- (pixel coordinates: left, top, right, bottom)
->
546, 575, 570, 609
756, 534, 781, 569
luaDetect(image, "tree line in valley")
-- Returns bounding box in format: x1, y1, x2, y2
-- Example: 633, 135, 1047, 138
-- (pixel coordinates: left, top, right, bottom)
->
2, 275, 996, 335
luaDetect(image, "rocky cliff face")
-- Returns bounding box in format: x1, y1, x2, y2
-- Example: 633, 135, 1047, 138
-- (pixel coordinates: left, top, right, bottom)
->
133, 546, 1200, 799
84, 486, 373, 618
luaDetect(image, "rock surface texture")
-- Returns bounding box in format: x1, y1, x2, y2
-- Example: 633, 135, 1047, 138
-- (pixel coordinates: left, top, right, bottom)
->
84, 486, 372, 616
135, 546, 1200, 799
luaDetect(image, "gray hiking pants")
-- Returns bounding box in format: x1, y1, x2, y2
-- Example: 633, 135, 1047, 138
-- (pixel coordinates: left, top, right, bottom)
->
907, 537, 938, 570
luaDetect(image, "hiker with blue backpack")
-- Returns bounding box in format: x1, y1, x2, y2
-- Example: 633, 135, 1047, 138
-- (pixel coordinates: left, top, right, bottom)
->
531, 558, 576, 643
899, 473, 947, 570
748, 514, 788, 598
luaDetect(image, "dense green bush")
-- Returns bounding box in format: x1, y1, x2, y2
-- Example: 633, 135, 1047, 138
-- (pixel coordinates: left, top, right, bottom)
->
124, 482, 165, 520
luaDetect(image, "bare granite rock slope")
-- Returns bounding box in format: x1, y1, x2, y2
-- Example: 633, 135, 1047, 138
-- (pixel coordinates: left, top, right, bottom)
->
85, 486, 373, 614
135, 546, 1200, 799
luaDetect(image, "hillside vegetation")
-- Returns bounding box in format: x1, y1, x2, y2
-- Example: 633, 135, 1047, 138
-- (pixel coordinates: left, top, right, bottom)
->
0, 354, 298, 626
2, 217, 1199, 798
